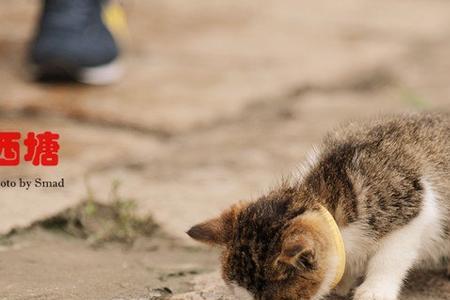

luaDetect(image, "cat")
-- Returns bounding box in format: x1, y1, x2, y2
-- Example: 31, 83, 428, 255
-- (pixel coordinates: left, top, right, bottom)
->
187, 112, 450, 300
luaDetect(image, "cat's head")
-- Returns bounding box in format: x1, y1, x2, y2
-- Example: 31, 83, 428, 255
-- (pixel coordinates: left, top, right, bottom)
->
187, 188, 339, 300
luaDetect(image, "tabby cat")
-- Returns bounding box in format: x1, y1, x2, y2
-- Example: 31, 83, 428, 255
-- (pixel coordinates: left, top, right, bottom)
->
188, 112, 450, 300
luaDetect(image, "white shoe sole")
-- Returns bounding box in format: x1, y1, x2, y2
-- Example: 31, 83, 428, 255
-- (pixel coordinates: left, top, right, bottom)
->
77, 61, 123, 85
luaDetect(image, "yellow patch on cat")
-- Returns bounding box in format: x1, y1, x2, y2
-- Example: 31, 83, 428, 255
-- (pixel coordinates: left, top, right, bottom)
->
318, 204, 346, 288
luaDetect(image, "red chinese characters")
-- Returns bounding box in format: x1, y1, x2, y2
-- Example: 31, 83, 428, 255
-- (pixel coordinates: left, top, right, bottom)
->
0, 131, 60, 166
0, 132, 21, 166
24, 131, 60, 166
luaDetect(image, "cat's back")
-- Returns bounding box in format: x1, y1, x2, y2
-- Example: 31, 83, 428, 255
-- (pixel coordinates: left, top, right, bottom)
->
321, 112, 450, 235
323, 112, 450, 172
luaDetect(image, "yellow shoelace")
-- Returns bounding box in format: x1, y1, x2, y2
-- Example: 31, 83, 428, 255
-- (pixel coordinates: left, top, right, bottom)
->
102, 2, 129, 39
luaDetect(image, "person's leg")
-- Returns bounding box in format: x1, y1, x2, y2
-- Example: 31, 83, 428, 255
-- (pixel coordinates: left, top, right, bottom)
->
29, 0, 122, 84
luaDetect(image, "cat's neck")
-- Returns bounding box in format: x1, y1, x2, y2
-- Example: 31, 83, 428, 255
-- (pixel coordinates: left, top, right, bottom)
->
297, 162, 359, 227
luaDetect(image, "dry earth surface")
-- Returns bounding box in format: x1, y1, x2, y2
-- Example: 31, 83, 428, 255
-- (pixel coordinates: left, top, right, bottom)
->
0, 0, 449, 299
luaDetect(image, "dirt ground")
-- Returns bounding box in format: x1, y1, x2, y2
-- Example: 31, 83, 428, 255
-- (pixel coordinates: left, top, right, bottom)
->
0, 228, 218, 300
1, 0, 450, 299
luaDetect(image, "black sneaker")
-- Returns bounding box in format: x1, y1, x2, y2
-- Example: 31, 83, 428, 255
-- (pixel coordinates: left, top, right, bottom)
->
29, 0, 122, 85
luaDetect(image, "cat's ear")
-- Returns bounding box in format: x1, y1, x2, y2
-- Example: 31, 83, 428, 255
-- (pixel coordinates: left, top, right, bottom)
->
276, 218, 317, 271
278, 243, 317, 271
187, 203, 245, 246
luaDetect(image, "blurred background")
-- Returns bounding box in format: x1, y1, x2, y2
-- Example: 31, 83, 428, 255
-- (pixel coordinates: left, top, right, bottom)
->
0, 0, 449, 299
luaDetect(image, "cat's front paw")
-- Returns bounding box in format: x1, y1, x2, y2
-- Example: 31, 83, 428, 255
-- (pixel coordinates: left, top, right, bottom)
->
353, 284, 397, 300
